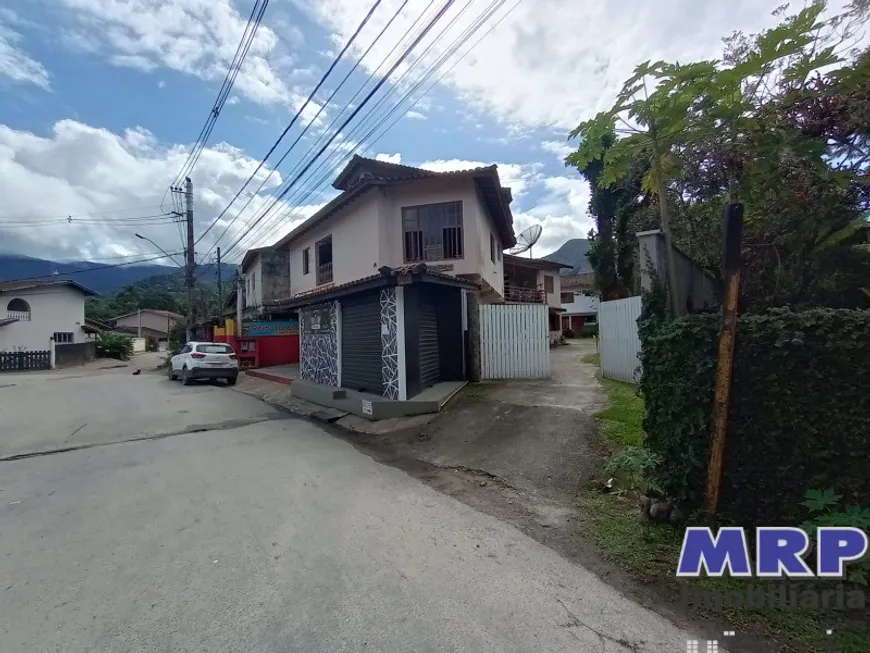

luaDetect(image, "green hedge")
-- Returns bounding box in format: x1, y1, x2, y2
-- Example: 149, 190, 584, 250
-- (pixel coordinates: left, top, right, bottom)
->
640, 306, 870, 526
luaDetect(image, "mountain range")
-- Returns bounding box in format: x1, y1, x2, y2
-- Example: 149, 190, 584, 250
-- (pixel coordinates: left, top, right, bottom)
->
0, 254, 237, 295
543, 239, 592, 276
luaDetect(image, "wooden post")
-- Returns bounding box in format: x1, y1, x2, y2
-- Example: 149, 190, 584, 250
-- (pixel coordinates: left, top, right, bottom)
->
704, 203, 744, 518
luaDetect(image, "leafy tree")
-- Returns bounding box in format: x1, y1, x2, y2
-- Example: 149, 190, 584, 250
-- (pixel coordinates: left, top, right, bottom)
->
566, 0, 870, 311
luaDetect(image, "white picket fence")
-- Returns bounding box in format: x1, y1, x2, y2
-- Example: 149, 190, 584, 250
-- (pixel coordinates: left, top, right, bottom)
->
479, 303, 549, 379
599, 296, 642, 383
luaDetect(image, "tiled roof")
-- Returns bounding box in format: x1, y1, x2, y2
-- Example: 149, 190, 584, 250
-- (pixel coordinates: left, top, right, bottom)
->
0, 279, 100, 296
272, 263, 478, 306
112, 308, 184, 321
503, 254, 572, 271
273, 155, 516, 250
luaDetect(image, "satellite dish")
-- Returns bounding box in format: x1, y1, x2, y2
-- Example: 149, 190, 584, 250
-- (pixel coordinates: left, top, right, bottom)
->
508, 224, 543, 257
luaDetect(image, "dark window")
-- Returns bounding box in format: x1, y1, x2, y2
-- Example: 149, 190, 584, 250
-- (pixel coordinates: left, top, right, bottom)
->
586, 314, 598, 324
497, 244, 502, 262
196, 343, 234, 354
560, 292, 574, 303
53, 332, 74, 343
402, 201, 463, 262
303, 248, 310, 275
315, 236, 333, 285
490, 233, 496, 263
544, 275, 554, 294
7, 298, 31, 320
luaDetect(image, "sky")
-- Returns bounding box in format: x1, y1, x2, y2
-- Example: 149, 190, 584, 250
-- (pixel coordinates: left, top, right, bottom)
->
0, 0, 812, 266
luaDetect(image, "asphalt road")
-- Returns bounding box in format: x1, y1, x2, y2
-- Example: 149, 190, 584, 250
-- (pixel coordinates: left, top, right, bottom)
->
0, 363, 693, 652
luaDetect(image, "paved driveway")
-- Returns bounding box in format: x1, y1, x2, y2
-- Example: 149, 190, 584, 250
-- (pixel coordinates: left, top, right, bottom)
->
0, 364, 693, 652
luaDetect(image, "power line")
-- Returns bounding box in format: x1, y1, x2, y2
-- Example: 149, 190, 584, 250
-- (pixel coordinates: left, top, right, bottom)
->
195, 0, 385, 251
164, 0, 270, 195
0, 212, 179, 228
227, 0, 513, 258
211, 0, 440, 260
220, 0, 456, 261
196, 0, 412, 265
240, 0, 486, 249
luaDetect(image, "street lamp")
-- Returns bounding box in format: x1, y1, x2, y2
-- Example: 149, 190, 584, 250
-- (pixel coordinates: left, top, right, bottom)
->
135, 233, 183, 268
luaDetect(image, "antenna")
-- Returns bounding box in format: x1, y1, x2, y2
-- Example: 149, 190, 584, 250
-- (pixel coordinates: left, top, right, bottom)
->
508, 224, 543, 257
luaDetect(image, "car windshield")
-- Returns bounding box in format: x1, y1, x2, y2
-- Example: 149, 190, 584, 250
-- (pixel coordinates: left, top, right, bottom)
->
195, 344, 234, 354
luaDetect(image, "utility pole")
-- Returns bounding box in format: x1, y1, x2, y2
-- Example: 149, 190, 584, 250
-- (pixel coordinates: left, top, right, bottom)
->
216, 247, 223, 326
137, 308, 142, 338
185, 177, 195, 342
235, 271, 243, 338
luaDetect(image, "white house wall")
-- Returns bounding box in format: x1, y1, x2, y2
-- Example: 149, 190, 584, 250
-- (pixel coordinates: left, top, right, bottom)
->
562, 292, 600, 315
290, 191, 381, 296
536, 269, 562, 309
0, 286, 87, 352
243, 254, 264, 308
287, 177, 508, 300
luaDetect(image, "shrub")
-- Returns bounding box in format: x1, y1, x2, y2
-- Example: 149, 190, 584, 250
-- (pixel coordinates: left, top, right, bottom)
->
640, 307, 870, 526
145, 336, 159, 352
96, 332, 134, 361
800, 488, 870, 587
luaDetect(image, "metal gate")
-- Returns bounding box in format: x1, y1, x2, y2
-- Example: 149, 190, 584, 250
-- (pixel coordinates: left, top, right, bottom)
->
419, 298, 440, 387
598, 295, 642, 383
0, 350, 51, 372
479, 303, 549, 379
341, 294, 383, 394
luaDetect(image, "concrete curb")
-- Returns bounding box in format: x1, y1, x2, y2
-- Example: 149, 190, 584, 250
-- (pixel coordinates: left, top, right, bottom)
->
244, 369, 293, 385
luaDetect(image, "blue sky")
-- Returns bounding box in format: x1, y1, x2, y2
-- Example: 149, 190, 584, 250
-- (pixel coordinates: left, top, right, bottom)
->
0, 0, 797, 263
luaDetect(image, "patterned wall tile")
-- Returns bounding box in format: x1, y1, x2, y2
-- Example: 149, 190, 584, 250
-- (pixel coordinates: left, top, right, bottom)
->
299, 301, 339, 386
380, 288, 399, 399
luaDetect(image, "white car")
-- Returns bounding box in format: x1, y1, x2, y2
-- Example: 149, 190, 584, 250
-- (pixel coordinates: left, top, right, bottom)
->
168, 341, 239, 386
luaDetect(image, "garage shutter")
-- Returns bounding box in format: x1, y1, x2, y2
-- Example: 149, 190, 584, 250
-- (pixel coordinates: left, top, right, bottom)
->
341, 294, 383, 394
419, 299, 440, 387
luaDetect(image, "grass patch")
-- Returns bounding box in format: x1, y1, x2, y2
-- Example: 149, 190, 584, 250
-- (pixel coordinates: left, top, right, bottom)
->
582, 375, 869, 652
581, 351, 600, 366
596, 377, 644, 448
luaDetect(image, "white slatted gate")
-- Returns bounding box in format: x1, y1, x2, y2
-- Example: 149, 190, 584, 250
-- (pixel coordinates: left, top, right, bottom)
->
598, 295, 642, 383
479, 304, 550, 379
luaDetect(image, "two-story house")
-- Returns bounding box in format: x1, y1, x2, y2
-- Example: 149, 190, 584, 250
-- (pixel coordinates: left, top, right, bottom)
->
240, 245, 291, 316
0, 279, 99, 369
267, 155, 516, 408
502, 254, 571, 344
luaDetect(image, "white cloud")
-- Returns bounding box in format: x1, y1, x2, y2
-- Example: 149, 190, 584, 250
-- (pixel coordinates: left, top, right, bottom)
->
405, 110, 427, 120
0, 19, 50, 89
0, 120, 303, 262
298, 0, 854, 129
374, 152, 401, 163
418, 157, 590, 256
541, 140, 574, 162
55, 0, 311, 108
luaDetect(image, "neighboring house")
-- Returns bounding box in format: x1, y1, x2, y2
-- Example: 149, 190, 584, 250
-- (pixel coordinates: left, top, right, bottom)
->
240, 246, 290, 315
112, 309, 184, 342
502, 254, 571, 343
560, 290, 600, 335
262, 155, 516, 407
0, 279, 99, 352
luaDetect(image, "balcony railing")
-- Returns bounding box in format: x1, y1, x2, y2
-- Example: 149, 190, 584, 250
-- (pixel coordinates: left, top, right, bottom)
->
6, 311, 31, 321
504, 284, 546, 303
317, 262, 333, 286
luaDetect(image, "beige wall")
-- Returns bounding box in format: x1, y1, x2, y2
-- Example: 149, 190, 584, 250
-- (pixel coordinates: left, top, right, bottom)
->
0, 286, 88, 352
243, 254, 263, 308
115, 311, 178, 335
286, 177, 509, 299
536, 270, 562, 309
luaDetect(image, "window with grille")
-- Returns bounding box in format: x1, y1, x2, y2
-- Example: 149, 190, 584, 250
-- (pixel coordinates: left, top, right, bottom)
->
560, 292, 574, 303
302, 248, 310, 275
544, 275, 554, 293
490, 232, 496, 263
402, 201, 463, 262
54, 332, 74, 343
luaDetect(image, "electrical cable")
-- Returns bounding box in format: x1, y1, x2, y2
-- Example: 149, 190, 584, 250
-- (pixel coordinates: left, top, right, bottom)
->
195, 0, 411, 265
219, 0, 455, 261
228, 0, 512, 257
194, 0, 384, 250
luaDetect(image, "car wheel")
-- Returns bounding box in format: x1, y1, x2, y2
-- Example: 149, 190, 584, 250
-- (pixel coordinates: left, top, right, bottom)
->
181, 367, 193, 386
168, 365, 176, 381
226, 376, 237, 386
